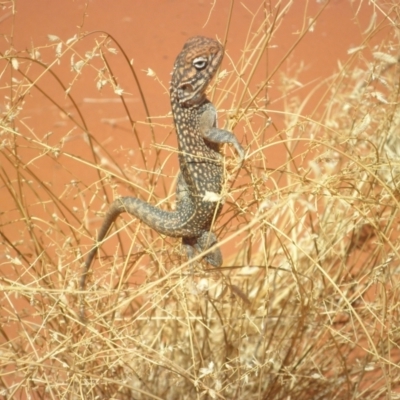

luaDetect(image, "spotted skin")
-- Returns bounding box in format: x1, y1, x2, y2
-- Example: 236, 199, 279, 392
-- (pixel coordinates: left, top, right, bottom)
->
81, 36, 244, 291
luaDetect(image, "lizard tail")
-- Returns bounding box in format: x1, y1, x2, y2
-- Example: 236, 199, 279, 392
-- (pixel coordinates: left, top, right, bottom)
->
81, 196, 201, 290
80, 200, 124, 299
116, 196, 203, 237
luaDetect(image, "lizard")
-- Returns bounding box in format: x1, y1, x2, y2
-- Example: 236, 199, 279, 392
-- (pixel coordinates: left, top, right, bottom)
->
80, 36, 244, 294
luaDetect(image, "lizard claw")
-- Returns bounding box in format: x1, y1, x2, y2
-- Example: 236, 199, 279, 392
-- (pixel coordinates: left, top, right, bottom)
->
234, 143, 246, 164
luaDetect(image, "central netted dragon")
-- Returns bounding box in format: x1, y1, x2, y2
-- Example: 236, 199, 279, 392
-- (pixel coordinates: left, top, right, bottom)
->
80, 36, 244, 294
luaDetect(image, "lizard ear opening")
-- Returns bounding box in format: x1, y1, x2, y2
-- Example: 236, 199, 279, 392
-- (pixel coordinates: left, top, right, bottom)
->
179, 83, 194, 94
177, 83, 198, 105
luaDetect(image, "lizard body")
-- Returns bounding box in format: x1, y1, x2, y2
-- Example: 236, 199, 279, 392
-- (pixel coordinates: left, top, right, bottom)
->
81, 36, 244, 291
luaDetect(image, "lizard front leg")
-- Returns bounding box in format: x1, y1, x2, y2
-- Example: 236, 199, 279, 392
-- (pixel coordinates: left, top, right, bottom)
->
199, 104, 245, 161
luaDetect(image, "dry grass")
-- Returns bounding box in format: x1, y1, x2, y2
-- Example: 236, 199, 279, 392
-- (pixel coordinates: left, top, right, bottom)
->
1, 1, 400, 399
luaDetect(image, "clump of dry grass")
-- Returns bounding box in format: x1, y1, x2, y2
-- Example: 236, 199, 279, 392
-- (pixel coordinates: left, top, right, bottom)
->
1, 1, 400, 398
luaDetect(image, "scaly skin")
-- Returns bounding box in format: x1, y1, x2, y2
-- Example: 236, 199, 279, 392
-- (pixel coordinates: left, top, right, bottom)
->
81, 36, 244, 293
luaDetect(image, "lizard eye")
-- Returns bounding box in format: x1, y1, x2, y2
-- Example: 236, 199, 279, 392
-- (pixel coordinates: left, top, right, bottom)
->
192, 56, 208, 70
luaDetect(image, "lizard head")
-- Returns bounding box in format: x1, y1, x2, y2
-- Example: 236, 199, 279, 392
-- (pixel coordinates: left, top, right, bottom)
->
171, 36, 224, 107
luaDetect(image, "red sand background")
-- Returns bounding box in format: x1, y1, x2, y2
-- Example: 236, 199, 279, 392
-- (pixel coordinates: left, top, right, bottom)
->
1, 1, 383, 276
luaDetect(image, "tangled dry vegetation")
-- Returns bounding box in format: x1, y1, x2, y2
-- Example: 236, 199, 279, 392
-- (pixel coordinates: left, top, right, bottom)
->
1, 1, 400, 399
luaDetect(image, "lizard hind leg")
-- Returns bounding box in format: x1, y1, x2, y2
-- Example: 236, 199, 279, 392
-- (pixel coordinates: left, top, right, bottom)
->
197, 231, 222, 267
182, 231, 222, 268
